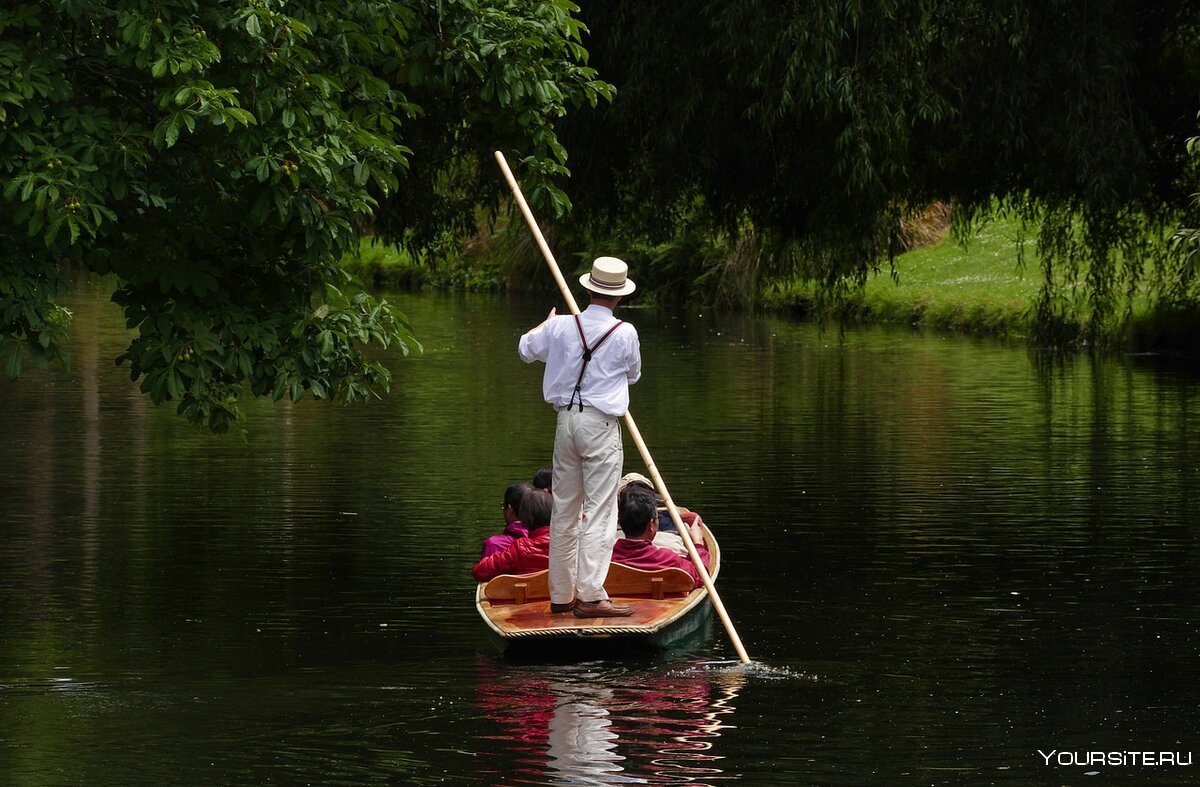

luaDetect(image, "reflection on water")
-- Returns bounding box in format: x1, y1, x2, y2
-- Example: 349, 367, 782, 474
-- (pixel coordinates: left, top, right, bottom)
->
475, 657, 743, 785
546, 680, 623, 782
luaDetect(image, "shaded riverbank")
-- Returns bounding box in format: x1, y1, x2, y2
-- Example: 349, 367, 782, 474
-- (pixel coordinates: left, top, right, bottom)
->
766, 217, 1200, 354
347, 218, 1200, 355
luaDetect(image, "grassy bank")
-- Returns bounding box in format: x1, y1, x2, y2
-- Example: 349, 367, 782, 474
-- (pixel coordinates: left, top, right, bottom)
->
765, 216, 1044, 338
342, 237, 513, 291
343, 239, 426, 289
346, 219, 1199, 353
348, 218, 1049, 338
772, 213, 1200, 352
765, 216, 1200, 354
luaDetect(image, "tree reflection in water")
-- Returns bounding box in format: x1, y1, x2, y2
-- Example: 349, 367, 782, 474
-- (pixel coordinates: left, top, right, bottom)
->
474, 657, 744, 785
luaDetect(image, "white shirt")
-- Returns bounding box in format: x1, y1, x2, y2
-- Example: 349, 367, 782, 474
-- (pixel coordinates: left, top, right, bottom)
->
518, 304, 642, 417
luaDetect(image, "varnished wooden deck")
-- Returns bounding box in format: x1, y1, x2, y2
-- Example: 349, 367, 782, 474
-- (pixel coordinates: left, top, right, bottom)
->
476, 524, 721, 643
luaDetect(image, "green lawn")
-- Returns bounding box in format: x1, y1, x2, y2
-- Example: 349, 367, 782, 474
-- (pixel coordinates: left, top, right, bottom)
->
857, 216, 1042, 336
767, 216, 1200, 350
766, 216, 1049, 338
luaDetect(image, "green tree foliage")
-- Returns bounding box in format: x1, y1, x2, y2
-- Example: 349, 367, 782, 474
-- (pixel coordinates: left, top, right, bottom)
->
0, 0, 607, 431
371, 0, 612, 252
559, 0, 1200, 338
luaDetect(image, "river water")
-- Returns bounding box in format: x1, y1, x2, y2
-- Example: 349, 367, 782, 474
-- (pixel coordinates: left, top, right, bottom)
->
2, 285, 1199, 784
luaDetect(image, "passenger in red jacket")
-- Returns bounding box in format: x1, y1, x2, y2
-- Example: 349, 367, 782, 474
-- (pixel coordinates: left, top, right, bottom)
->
472, 490, 553, 582
611, 489, 710, 588
480, 481, 534, 558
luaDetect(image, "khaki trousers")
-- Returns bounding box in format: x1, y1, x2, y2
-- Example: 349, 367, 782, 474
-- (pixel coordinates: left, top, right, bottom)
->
549, 406, 622, 604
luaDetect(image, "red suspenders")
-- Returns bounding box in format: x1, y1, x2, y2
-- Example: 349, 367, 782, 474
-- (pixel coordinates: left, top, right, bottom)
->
567, 314, 623, 412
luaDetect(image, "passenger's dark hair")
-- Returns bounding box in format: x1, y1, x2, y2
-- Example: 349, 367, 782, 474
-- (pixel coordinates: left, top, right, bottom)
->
504, 482, 533, 513
618, 479, 654, 504
619, 489, 657, 537
532, 467, 552, 491
519, 488, 553, 528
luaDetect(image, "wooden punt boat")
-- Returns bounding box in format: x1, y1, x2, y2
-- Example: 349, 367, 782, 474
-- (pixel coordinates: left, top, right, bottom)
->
475, 522, 720, 649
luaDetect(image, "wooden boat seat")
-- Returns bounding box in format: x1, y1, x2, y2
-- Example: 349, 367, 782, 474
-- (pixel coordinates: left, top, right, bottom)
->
604, 563, 694, 598
483, 571, 551, 604
483, 563, 695, 604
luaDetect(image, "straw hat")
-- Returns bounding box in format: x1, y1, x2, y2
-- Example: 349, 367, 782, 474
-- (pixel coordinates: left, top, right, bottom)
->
618, 472, 654, 493
579, 256, 636, 297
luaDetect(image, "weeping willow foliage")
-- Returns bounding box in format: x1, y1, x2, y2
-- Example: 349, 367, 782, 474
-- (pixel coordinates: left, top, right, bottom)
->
1170, 121, 1200, 306
556, 0, 1200, 344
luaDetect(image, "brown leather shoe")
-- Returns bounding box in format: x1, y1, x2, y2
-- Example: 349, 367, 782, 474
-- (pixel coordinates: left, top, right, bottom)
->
549, 601, 576, 614
573, 600, 634, 618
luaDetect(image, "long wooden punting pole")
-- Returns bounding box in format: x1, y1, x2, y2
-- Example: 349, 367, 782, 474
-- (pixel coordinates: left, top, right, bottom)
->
494, 150, 751, 664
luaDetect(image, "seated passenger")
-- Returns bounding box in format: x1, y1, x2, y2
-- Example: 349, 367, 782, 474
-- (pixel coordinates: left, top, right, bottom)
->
532, 467, 552, 493
480, 482, 534, 558
615, 473, 706, 557
611, 490, 711, 588
472, 489, 553, 582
